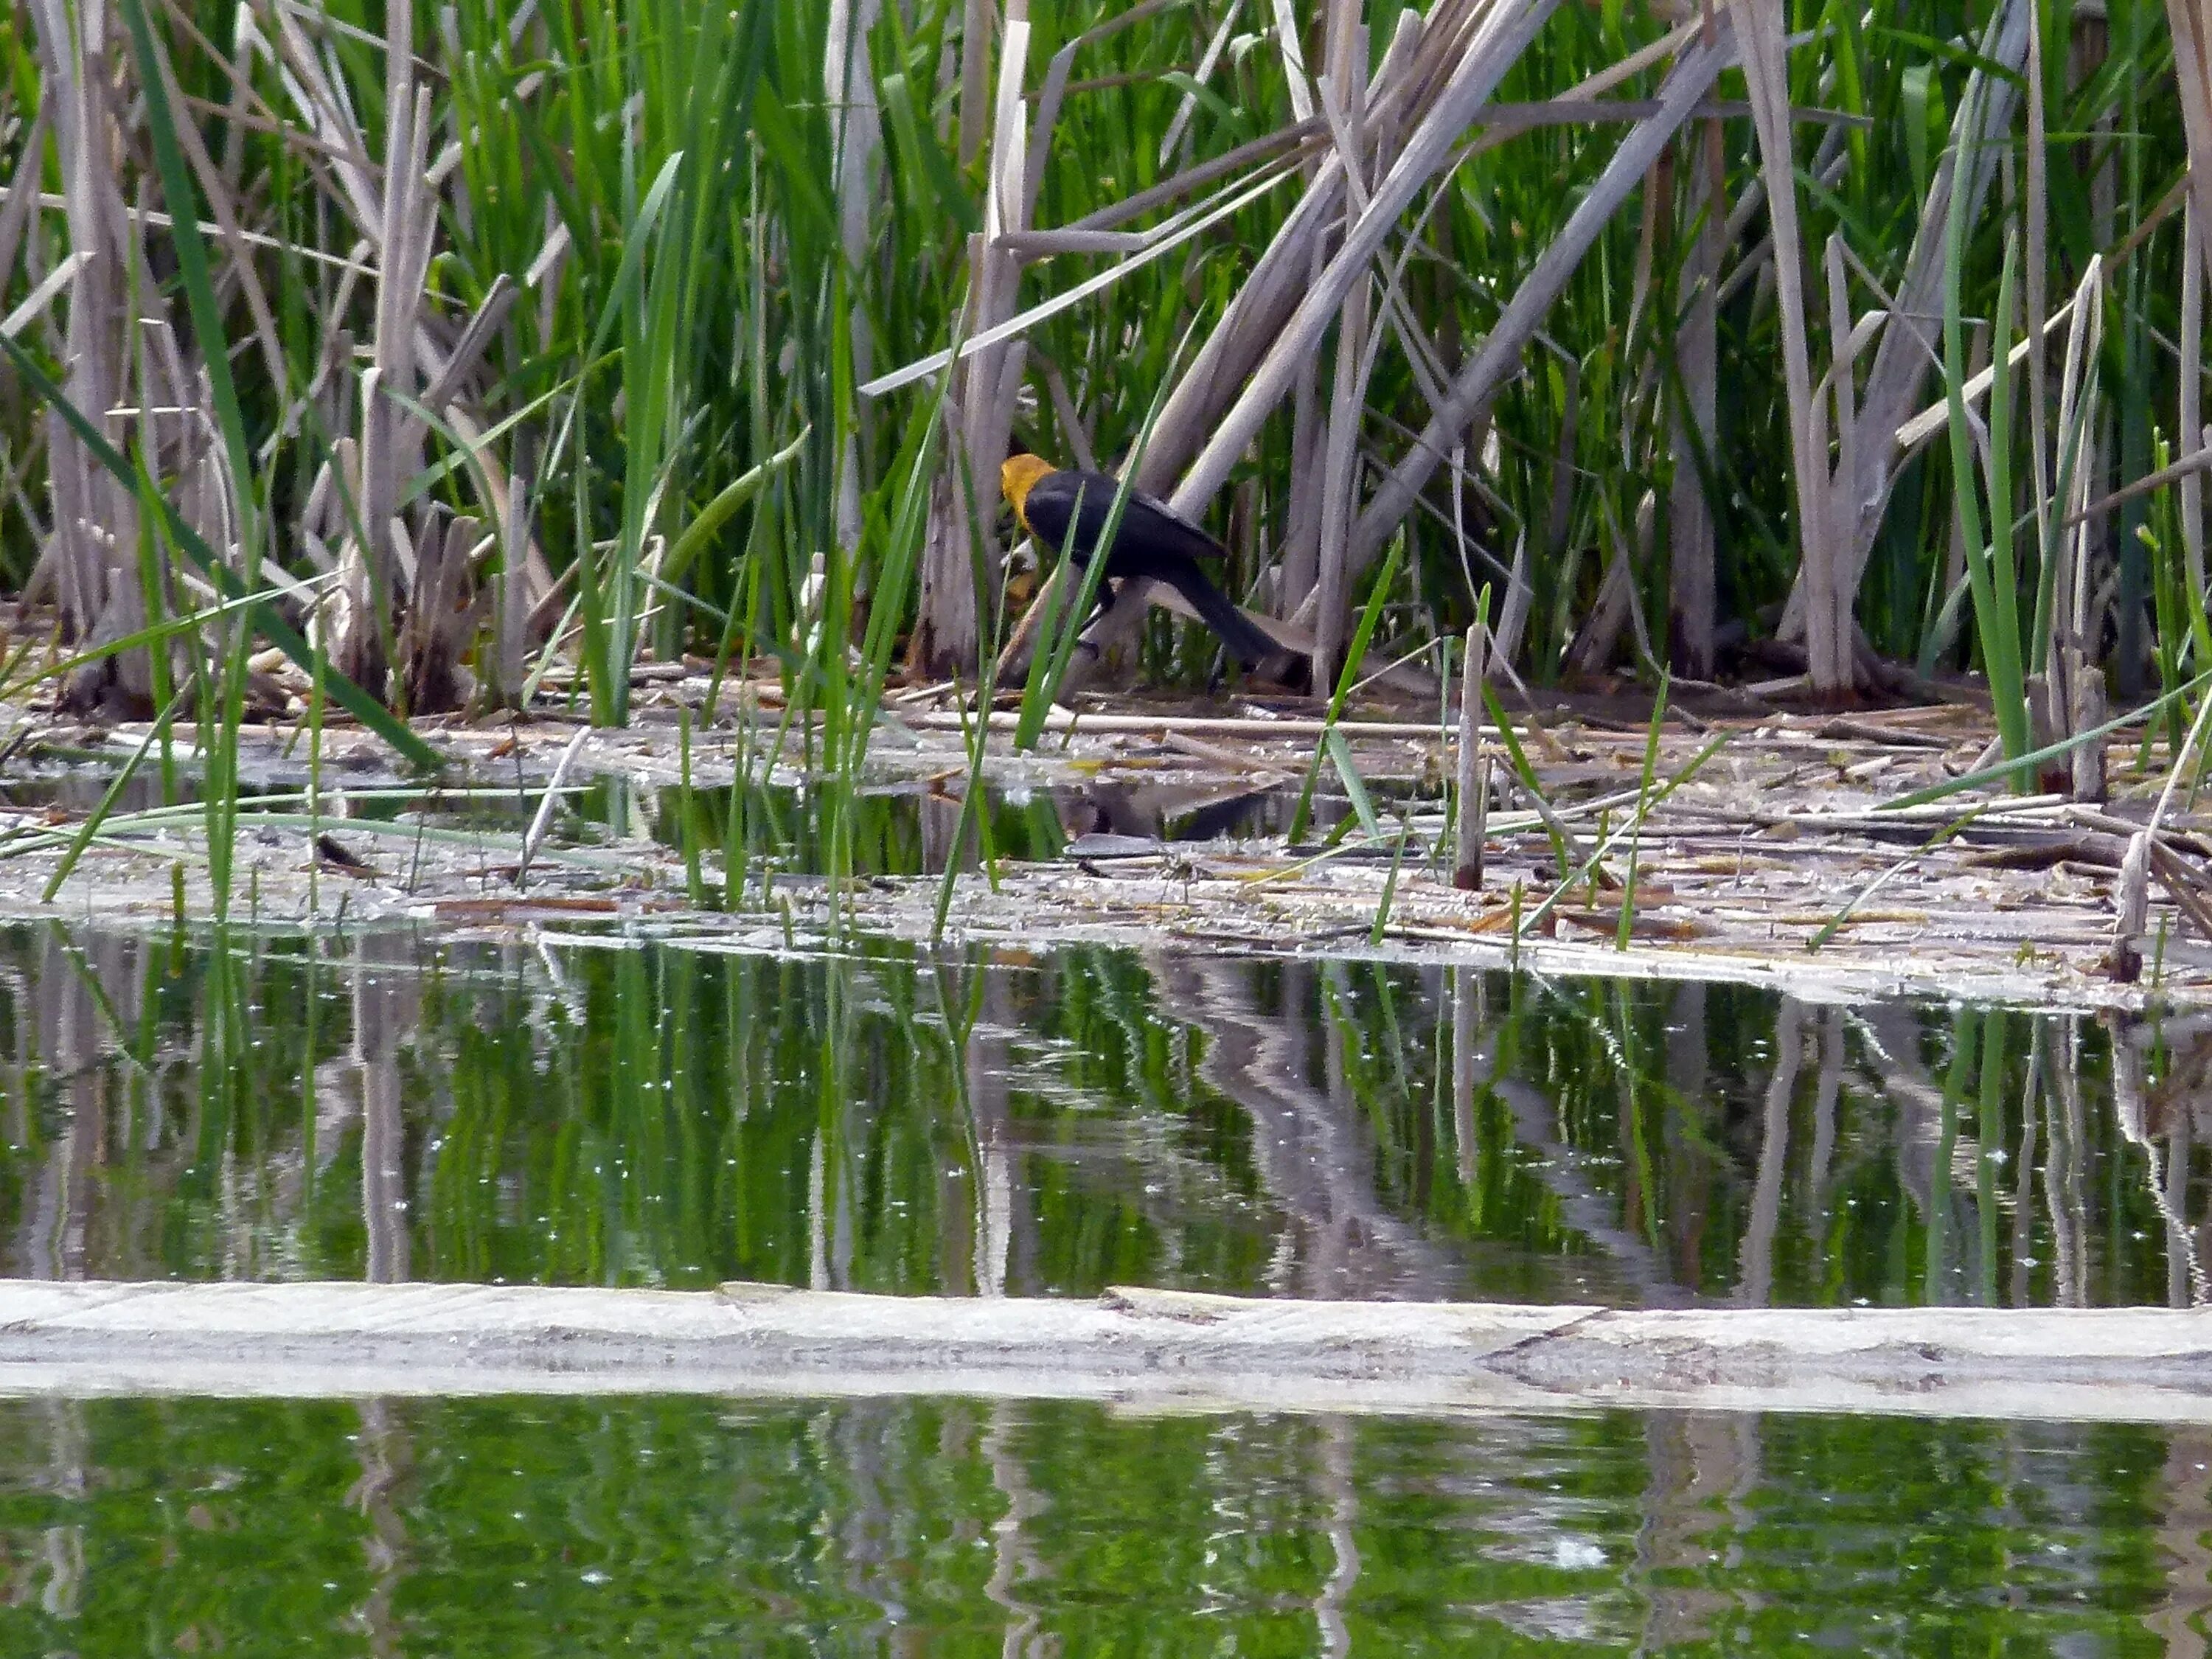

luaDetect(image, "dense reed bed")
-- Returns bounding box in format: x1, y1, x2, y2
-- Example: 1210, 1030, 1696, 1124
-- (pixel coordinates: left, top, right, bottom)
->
0, 0, 2207, 790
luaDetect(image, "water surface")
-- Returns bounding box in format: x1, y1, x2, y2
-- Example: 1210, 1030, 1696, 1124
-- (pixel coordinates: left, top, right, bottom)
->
0, 1393, 2191, 1655
0, 923, 2201, 1307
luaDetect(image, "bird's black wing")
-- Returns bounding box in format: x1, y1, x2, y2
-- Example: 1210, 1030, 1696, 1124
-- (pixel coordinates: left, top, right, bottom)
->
1023, 471, 1228, 574
1021, 469, 1275, 666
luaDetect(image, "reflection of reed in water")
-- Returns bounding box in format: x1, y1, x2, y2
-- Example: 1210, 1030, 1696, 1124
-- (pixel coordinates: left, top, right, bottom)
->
1857, 1007, 2084, 1307
2146, 1430, 2212, 1654
15, 931, 139, 1281
347, 1399, 411, 1659
964, 966, 1019, 1297
1736, 998, 1803, 1307
4, 924, 2206, 1310
827, 1399, 910, 1640
1313, 1417, 1359, 1658
1804, 1006, 1846, 1283
2113, 1011, 2211, 1307
980, 1399, 1045, 1659
355, 934, 418, 1285
1164, 956, 1453, 1298
2049, 1020, 2093, 1307
1456, 973, 1691, 1307
2011, 1024, 2042, 1309
1632, 1413, 1758, 1649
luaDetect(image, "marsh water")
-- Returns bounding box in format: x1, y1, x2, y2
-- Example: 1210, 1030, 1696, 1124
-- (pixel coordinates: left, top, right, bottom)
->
0, 1394, 2198, 1653
0, 922, 2202, 1304
2, 916, 2211, 1649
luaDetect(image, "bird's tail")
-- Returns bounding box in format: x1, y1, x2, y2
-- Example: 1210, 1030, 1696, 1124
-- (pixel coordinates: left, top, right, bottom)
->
1159, 562, 1281, 669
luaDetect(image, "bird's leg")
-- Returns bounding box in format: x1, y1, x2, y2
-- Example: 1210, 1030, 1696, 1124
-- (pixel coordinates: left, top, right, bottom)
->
1079, 577, 1121, 635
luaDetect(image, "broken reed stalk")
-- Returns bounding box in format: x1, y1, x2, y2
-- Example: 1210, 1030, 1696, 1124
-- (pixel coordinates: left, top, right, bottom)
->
2110, 668, 2212, 978
518, 727, 591, 888
1454, 623, 1486, 888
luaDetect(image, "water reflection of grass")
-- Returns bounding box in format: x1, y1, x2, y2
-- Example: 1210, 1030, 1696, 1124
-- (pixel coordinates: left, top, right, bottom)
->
0, 1396, 2181, 1652
0, 924, 2196, 1308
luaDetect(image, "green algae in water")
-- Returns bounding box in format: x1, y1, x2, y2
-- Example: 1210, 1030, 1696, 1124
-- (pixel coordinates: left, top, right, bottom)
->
0, 1395, 2182, 1654
0, 923, 2202, 1307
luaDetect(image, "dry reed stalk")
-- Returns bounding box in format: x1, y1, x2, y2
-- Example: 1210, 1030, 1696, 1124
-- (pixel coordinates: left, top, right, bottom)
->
1347, 24, 1733, 587
1024, 1, 1183, 234
1818, 230, 1870, 675
2114, 672, 2212, 974
2065, 437, 2212, 529
416, 285, 543, 625
1067, 119, 1324, 234
1270, 0, 1317, 122
1566, 524, 1635, 680
335, 1, 437, 698
979, 9, 1414, 686
2051, 257, 2106, 674
1175, 0, 1564, 514
1312, 45, 1374, 686
1893, 301, 2083, 456
1054, 0, 1577, 689
913, 8, 1033, 675
958, 0, 994, 165
2163, 0, 2212, 277
2171, 0, 2212, 609
1709, 141, 1848, 310
2025, 0, 2053, 597
904, 706, 1460, 739
1667, 87, 1722, 677
141, 27, 285, 396
2185, 203, 2206, 599
1930, 321, 1989, 661
1133, 142, 1349, 494
828, 0, 886, 560
0, 257, 85, 347
1453, 625, 1486, 887
488, 447, 533, 710
1791, 0, 2034, 628
1013, 4, 1425, 502
24, 0, 145, 712
1355, 10, 1452, 384
1130, 0, 1465, 490
1160, 0, 1248, 168
1321, 0, 1365, 147
1036, 356, 1096, 471
0, 102, 52, 303
254, 0, 384, 237
1277, 234, 1328, 616
397, 514, 482, 714
1731, 0, 1843, 695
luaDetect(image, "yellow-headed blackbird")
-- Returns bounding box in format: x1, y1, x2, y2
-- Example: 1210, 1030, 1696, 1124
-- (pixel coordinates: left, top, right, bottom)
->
1001, 453, 1277, 668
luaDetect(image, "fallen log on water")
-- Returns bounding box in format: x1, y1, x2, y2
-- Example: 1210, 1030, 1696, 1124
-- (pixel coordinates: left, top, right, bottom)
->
0, 1281, 2205, 1425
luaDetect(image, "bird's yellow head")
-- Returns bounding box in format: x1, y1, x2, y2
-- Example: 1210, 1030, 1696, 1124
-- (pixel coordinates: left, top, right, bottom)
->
1000, 453, 1056, 532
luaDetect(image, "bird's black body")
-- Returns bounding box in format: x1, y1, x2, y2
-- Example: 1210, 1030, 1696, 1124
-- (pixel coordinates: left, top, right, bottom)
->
1016, 468, 1277, 668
